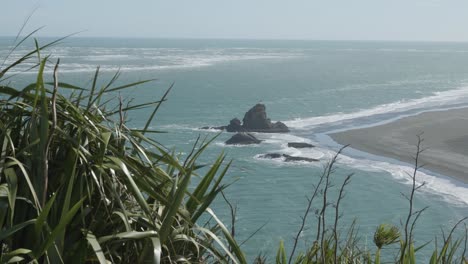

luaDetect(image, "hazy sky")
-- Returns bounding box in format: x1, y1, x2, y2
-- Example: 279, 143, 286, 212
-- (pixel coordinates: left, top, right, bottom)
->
2, 0, 468, 41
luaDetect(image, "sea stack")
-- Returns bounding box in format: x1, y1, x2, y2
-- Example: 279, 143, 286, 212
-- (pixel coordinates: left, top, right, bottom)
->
218, 104, 289, 133
205, 104, 290, 133
240, 104, 289, 133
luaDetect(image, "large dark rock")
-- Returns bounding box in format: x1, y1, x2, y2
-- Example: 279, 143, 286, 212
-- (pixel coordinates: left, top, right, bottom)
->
201, 103, 289, 133
288, 142, 315, 148
269, 121, 289, 132
241, 104, 289, 133
225, 133, 262, 145
258, 153, 319, 162
226, 118, 244, 132
242, 104, 270, 130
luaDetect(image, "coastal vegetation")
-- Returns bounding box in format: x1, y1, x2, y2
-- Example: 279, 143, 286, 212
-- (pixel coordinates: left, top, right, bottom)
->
0, 37, 244, 263
0, 37, 467, 263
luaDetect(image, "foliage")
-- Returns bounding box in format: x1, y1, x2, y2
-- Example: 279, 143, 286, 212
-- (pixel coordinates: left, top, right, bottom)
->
0, 37, 245, 263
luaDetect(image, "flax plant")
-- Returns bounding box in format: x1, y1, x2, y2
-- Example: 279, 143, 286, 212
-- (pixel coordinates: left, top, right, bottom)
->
0, 37, 245, 263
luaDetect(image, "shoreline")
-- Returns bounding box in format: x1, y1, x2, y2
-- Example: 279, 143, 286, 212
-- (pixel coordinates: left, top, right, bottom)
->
329, 107, 468, 184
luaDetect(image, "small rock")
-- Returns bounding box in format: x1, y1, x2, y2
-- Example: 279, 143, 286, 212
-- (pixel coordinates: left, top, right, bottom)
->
270, 121, 289, 132
258, 153, 319, 162
226, 118, 244, 132
258, 153, 283, 159
225, 133, 262, 145
283, 154, 319, 162
287, 142, 315, 148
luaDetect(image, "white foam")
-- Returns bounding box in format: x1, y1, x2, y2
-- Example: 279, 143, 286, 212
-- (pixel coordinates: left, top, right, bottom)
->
194, 128, 223, 133
5, 55, 295, 75
337, 153, 468, 206
285, 86, 468, 130
252, 131, 468, 206
254, 132, 326, 163
261, 133, 313, 145
377, 48, 468, 54
214, 142, 262, 148
259, 132, 468, 206
83, 54, 132, 61
333, 79, 445, 93
3, 47, 301, 75
158, 124, 194, 130
279, 85, 468, 205
253, 155, 324, 168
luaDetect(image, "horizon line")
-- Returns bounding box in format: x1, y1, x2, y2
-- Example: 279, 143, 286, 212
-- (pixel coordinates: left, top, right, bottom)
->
1, 34, 468, 44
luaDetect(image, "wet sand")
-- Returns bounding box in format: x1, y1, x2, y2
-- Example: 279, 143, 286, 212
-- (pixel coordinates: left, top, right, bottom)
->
330, 107, 468, 183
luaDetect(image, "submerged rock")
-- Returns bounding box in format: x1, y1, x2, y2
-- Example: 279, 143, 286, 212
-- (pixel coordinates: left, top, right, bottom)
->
259, 153, 283, 159
225, 133, 262, 145
283, 154, 318, 162
258, 153, 319, 162
287, 142, 315, 148
200, 126, 226, 130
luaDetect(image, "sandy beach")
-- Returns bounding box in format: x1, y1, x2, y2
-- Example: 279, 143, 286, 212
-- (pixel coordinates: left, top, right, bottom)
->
330, 107, 468, 183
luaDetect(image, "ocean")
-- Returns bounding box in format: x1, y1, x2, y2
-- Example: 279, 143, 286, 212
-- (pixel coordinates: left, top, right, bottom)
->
1, 37, 467, 260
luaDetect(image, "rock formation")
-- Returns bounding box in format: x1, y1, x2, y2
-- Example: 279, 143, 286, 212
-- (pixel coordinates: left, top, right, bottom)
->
225, 133, 262, 145
202, 104, 289, 133
287, 142, 315, 148
241, 104, 289, 133
226, 118, 244, 132
258, 153, 319, 162
282, 155, 318, 162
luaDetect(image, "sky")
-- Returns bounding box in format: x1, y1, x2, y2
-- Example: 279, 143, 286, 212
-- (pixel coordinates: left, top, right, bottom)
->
1, 0, 468, 41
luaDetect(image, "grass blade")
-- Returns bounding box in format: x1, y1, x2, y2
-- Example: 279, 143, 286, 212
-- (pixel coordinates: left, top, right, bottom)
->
86, 232, 109, 264
0, 219, 36, 241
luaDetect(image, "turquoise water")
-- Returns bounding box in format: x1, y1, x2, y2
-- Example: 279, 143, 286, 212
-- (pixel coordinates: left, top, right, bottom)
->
1, 37, 467, 260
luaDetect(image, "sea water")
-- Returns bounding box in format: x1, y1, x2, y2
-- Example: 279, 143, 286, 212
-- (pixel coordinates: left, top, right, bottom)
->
1, 37, 467, 261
